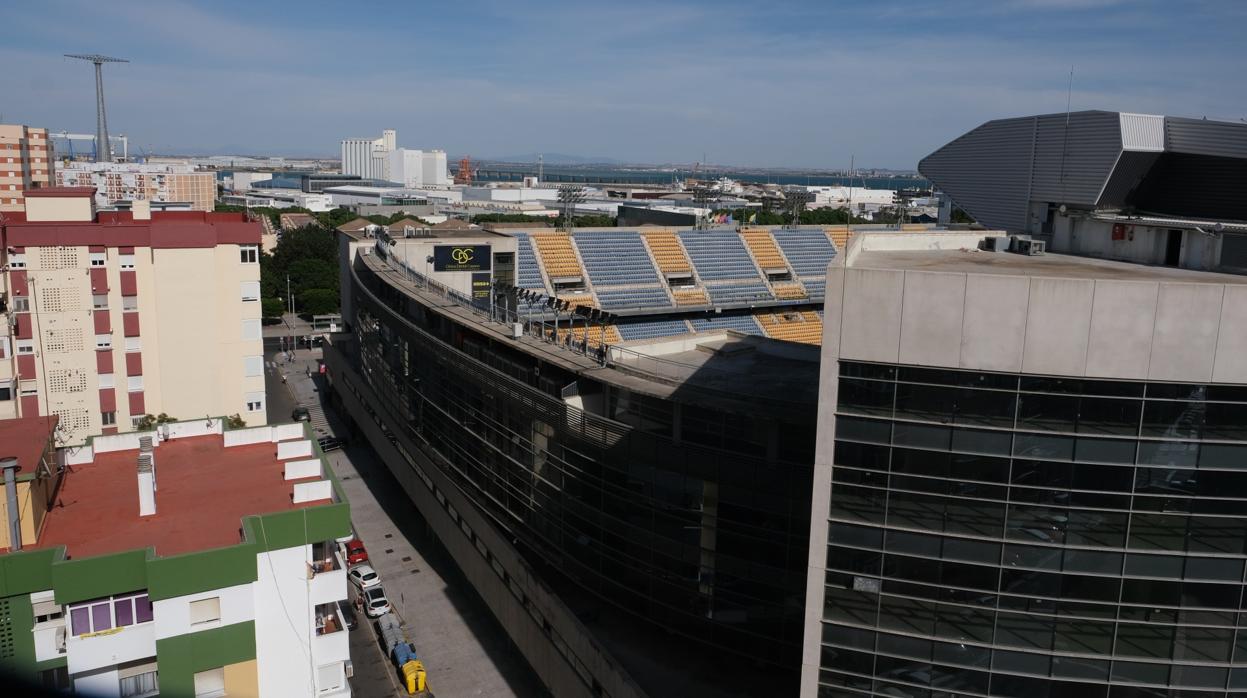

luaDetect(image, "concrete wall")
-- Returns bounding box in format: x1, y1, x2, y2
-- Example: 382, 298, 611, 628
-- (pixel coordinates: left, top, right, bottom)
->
835, 266, 1247, 383
252, 545, 317, 698
153, 583, 255, 640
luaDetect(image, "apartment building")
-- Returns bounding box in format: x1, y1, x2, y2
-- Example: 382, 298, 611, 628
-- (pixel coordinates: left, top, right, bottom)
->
56, 162, 216, 212
1, 187, 266, 445
0, 124, 53, 213
0, 417, 353, 697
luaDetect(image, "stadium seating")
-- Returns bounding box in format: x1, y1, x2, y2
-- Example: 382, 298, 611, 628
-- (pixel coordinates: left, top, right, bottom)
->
640, 230, 692, 274
757, 311, 823, 345
773, 283, 807, 300
803, 280, 826, 300
617, 320, 692, 341
771, 228, 837, 278
532, 233, 584, 279
825, 225, 851, 253
574, 231, 661, 286
678, 230, 764, 281
513, 233, 548, 291
706, 282, 772, 305
741, 228, 789, 271
690, 314, 763, 336
596, 287, 671, 310
672, 287, 709, 306
556, 323, 621, 348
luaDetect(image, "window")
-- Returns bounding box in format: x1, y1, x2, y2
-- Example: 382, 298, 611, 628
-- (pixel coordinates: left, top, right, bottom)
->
125, 337, 142, 353
189, 597, 221, 626
95, 334, 112, 350
242, 319, 261, 341
102, 411, 116, 426
120, 295, 138, 311
19, 380, 36, 397
192, 667, 225, 698
7, 253, 25, 269
246, 392, 264, 412
0, 386, 11, 401
90, 252, 106, 267
244, 356, 263, 377
119, 254, 135, 270
130, 416, 145, 429
12, 296, 29, 312
119, 669, 158, 698
98, 373, 115, 389
127, 375, 144, 392
16, 339, 33, 354
240, 280, 260, 302
240, 245, 259, 264
67, 593, 150, 636
92, 293, 109, 309
0, 337, 8, 359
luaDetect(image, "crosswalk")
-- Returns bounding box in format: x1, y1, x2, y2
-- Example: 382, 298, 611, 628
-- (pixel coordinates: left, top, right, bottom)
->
306, 401, 331, 436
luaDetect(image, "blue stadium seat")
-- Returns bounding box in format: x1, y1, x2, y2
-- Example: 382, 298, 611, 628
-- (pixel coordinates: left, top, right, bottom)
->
677, 230, 764, 281
573, 231, 662, 286
705, 282, 773, 305
596, 287, 671, 310
616, 320, 691, 341
513, 233, 548, 291
771, 229, 837, 278
690, 314, 763, 336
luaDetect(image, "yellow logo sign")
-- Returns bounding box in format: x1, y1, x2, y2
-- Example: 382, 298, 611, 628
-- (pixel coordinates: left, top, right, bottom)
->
451, 247, 474, 265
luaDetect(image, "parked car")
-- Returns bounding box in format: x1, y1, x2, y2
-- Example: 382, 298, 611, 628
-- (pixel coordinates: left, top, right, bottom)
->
344, 538, 369, 567
337, 599, 358, 631
348, 563, 381, 590
363, 586, 391, 618
292, 407, 311, 422
318, 436, 344, 453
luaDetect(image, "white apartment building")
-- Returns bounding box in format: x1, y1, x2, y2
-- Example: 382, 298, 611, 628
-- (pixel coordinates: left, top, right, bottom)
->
1, 187, 266, 445
56, 161, 217, 212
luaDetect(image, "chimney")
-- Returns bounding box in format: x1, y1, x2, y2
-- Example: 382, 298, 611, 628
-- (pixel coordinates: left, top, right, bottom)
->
2, 457, 21, 551
137, 452, 156, 517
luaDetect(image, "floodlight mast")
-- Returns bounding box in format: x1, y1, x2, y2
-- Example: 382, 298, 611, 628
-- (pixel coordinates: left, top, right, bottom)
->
557, 184, 586, 233
64, 54, 128, 163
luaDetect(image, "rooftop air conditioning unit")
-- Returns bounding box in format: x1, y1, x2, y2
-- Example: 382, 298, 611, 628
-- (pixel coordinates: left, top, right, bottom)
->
1013, 238, 1046, 256
981, 236, 1009, 253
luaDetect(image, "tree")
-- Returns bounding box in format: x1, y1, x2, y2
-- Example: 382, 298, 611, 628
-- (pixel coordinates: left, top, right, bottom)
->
262, 297, 285, 318
225, 414, 247, 429
299, 288, 338, 315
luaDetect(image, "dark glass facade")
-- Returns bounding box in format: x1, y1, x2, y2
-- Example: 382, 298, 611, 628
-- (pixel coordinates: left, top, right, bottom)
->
820, 361, 1247, 697
349, 258, 815, 688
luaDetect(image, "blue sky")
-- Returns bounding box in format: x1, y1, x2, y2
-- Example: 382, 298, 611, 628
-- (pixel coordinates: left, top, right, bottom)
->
2, 0, 1244, 169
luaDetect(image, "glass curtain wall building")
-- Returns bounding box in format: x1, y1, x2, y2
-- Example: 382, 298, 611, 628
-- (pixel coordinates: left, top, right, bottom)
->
340, 249, 816, 695
805, 231, 1247, 698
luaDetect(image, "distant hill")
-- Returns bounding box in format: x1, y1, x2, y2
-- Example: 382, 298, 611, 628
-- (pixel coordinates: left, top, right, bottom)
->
484, 153, 624, 165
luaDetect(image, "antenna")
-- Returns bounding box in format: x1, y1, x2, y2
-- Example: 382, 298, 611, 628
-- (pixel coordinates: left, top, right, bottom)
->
1059, 65, 1074, 192
64, 54, 128, 163
537, 153, 543, 183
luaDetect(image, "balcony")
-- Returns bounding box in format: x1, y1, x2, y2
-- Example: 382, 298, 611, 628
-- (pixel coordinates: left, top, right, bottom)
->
308, 541, 346, 607
312, 602, 350, 665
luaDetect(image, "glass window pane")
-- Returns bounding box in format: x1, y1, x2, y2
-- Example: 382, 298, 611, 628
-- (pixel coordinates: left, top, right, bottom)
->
70, 606, 91, 635
1203, 402, 1247, 440
1014, 433, 1074, 461
1138, 440, 1199, 467
1054, 619, 1113, 655
114, 597, 134, 626
1074, 437, 1136, 464
91, 602, 111, 632
893, 423, 951, 450
1018, 393, 1078, 432
834, 441, 890, 471
1142, 400, 1205, 439
836, 416, 891, 444
895, 383, 954, 423
134, 595, 153, 623
951, 429, 1012, 456
1172, 626, 1233, 663
841, 362, 895, 381
1199, 443, 1247, 470
954, 388, 1017, 428
838, 378, 895, 417
1076, 397, 1142, 436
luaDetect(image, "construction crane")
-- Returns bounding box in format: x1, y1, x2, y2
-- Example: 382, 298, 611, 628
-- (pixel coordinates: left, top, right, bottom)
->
454, 156, 473, 185
64, 53, 128, 163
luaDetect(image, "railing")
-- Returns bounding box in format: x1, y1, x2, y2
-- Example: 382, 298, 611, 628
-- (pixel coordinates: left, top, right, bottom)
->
368, 245, 812, 405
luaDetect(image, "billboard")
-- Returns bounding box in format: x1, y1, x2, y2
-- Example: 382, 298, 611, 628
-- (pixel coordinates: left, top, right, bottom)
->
471, 273, 491, 303
432, 244, 491, 272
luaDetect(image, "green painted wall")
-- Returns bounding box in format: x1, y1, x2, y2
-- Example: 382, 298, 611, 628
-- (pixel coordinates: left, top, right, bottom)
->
147, 543, 258, 603
155, 621, 257, 696
0, 593, 35, 675
0, 549, 59, 598
52, 550, 150, 605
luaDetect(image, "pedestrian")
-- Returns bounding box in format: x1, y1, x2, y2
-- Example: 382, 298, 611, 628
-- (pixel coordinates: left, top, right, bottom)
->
281, 374, 287, 384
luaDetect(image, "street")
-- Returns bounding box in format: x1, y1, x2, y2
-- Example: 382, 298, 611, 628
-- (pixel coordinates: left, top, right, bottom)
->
265, 338, 545, 698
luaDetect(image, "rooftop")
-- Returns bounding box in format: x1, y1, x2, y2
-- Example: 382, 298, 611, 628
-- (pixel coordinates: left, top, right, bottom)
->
25, 186, 96, 198
33, 433, 330, 559
0, 416, 57, 480
853, 246, 1247, 284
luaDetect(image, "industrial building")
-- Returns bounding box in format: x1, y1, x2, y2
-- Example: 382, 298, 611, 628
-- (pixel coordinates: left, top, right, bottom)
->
340, 129, 396, 180
804, 229, 1247, 698
0, 124, 53, 213
0, 416, 352, 696
920, 111, 1247, 272
0, 187, 267, 445
339, 129, 449, 187
56, 162, 216, 212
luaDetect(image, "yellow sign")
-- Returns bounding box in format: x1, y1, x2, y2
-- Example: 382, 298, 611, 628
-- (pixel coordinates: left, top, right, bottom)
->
81, 626, 124, 639
451, 247, 474, 265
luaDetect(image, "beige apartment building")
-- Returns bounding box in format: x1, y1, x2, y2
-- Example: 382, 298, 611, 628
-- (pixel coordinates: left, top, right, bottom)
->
0, 124, 53, 212
1, 187, 266, 445
56, 162, 216, 212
